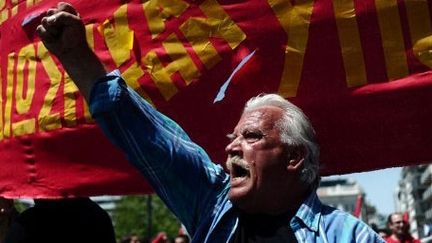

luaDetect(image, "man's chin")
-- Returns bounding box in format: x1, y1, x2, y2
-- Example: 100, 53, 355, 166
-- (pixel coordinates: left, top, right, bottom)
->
229, 191, 262, 214
228, 184, 253, 207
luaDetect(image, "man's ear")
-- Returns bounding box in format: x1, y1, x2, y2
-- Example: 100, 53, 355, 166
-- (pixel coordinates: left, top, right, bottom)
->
286, 146, 305, 171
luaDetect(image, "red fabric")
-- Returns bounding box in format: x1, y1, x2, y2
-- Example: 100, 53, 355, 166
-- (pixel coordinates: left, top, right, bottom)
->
403, 212, 410, 222
385, 236, 421, 243
151, 232, 168, 243
353, 194, 363, 218
1, 0, 432, 197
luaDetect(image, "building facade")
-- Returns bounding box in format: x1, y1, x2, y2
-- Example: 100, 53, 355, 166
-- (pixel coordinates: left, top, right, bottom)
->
395, 164, 432, 239
317, 178, 382, 226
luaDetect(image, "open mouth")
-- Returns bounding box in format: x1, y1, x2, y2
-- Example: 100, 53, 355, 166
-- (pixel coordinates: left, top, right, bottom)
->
227, 156, 250, 179
232, 163, 250, 178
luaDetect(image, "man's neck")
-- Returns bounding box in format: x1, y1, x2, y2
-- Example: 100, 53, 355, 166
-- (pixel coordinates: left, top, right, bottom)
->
260, 186, 312, 215
240, 207, 297, 219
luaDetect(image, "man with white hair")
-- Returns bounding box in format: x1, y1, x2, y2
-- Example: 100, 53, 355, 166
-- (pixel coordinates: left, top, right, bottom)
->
37, 2, 384, 242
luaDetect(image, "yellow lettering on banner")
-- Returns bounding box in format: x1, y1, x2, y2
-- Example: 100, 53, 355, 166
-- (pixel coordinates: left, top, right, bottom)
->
180, 0, 246, 69
143, 51, 178, 100
12, 44, 36, 136
12, 119, 35, 137
63, 74, 78, 127
101, 4, 134, 67
85, 23, 96, 51
163, 34, 199, 84
4, 53, 15, 138
0, 66, 3, 140
0, 9, 9, 24
180, 18, 222, 69
11, 2, 17, 17
142, 0, 189, 38
0, 0, 5, 10
122, 62, 154, 106
143, 33, 200, 100
15, 43, 36, 115
375, 1, 409, 80
406, 0, 432, 68
37, 43, 62, 131
199, 0, 246, 50
12, 44, 37, 137
333, 0, 367, 87
143, 50, 178, 100
26, 0, 34, 8
414, 36, 432, 67
268, 0, 313, 97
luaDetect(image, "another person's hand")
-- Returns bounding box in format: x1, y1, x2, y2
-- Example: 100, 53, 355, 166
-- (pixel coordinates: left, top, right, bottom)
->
36, 2, 88, 59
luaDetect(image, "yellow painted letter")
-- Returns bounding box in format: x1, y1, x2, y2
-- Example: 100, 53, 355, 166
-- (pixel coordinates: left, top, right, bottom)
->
375, 0, 409, 80
142, 0, 189, 38
101, 5, 134, 67
4, 53, 15, 138
37, 43, 62, 132
13, 44, 37, 136
180, 0, 246, 69
333, 0, 367, 88
143, 33, 199, 100
15, 44, 36, 115
406, 0, 432, 68
268, 0, 313, 97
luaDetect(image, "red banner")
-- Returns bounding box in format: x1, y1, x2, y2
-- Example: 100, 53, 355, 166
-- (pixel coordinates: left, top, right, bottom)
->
1, 0, 432, 198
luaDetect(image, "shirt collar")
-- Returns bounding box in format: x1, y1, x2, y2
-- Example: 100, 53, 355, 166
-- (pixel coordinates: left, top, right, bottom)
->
292, 191, 322, 233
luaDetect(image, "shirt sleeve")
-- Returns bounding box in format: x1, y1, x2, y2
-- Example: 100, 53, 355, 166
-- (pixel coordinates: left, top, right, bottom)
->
337, 212, 386, 243
89, 70, 230, 234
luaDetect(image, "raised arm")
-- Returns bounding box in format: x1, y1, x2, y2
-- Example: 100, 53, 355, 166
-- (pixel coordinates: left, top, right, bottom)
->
36, 3, 230, 234
36, 2, 106, 102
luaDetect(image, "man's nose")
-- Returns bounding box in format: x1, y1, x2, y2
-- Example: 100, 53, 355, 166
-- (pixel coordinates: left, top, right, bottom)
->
225, 137, 241, 154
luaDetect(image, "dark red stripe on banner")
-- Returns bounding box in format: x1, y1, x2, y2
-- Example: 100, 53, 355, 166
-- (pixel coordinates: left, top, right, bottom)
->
355, 0, 388, 83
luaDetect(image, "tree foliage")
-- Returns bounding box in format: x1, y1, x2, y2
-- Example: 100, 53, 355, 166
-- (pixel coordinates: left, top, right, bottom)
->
112, 195, 181, 241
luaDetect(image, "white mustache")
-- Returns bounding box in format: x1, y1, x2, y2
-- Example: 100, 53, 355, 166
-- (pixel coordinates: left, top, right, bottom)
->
226, 155, 250, 172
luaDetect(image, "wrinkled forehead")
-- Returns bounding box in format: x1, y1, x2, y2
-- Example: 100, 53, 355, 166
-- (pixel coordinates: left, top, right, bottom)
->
236, 106, 284, 130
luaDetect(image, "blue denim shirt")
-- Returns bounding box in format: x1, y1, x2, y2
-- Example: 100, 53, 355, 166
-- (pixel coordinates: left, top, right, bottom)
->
89, 71, 385, 243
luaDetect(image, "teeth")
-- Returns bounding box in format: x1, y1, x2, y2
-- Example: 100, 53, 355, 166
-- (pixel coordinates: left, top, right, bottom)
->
226, 156, 250, 178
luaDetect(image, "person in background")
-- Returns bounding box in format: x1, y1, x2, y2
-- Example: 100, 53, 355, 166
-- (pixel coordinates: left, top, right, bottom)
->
175, 226, 189, 243
121, 234, 142, 243
36, 2, 385, 242
385, 212, 420, 243
174, 234, 190, 243
4, 198, 116, 243
151, 232, 168, 243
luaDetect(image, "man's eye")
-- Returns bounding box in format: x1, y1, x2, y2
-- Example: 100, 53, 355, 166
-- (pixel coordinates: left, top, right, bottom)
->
243, 132, 263, 142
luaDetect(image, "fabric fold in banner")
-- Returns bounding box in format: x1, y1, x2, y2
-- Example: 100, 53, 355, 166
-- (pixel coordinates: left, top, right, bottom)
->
0, 0, 432, 198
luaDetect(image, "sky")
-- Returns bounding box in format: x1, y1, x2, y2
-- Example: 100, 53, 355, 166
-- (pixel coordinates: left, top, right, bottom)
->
324, 167, 403, 216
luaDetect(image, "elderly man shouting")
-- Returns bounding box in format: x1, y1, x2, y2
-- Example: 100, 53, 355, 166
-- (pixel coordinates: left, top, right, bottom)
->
36, 2, 384, 242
